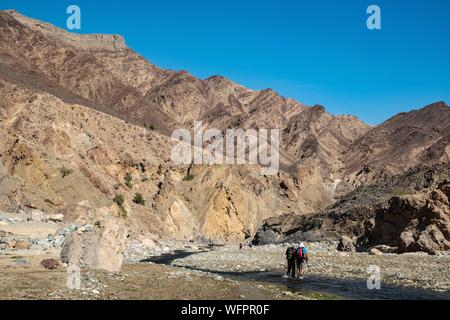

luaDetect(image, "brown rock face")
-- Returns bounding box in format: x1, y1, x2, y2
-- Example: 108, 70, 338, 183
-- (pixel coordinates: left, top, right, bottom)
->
253, 163, 450, 254
370, 183, 450, 254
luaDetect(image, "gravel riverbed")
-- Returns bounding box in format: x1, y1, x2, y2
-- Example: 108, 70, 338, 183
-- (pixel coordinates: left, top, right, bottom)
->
170, 244, 450, 293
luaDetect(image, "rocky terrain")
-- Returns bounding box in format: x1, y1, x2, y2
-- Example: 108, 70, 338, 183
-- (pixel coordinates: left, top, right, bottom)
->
253, 163, 450, 255
1, 242, 448, 300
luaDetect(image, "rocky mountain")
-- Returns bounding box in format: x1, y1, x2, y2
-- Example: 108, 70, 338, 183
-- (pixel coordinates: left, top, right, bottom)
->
0, 10, 449, 245
342, 102, 450, 187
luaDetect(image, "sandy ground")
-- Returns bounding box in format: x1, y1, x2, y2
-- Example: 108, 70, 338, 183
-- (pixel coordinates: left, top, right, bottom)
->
0, 221, 59, 237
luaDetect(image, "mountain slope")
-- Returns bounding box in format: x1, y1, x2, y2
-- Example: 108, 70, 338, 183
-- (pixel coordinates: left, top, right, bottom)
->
0, 10, 449, 244
342, 102, 450, 187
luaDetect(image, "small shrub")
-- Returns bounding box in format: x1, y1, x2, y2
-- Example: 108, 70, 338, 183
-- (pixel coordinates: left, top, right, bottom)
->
60, 167, 73, 178
118, 204, 127, 217
125, 181, 133, 189
113, 194, 124, 206
113, 195, 127, 217
183, 173, 195, 181
124, 174, 133, 189
133, 193, 145, 205
141, 175, 149, 182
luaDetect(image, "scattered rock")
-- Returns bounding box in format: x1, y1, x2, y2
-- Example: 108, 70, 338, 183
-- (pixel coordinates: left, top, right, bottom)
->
369, 248, 383, 255
84, 224, 94, 232
47, 214, 64, 223
61, 225, 77, 236
14, 258, 30, 266
30, 210, 46, 222
41, 259, 60, 270
7, 217, 24, 224
15, 239, 31, 250
370, 245, 398, 254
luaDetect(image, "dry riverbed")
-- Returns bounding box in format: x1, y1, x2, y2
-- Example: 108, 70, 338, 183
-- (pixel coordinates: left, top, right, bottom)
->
171, 244, 450, 294
1, 242, 449, 300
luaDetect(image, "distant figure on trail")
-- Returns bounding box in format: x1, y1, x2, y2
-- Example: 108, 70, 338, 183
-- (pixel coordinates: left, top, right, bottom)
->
239, 243, 243, 250
296, 242, 309, 279
284, 244, 296, 278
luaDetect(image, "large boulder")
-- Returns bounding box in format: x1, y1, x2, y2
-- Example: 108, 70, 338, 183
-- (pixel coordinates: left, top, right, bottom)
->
251, 227, 280, 245
369, 248, 383, 255
47, 214, 64, 223
337, 236, 355, 252
61, 218, 127, 272
369, 245, 398, 254
368, 183, 450, 254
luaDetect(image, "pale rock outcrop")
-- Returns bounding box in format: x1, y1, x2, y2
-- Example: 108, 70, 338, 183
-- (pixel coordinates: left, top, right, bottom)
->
60, 218, 128, 272
162, 200, 197, 240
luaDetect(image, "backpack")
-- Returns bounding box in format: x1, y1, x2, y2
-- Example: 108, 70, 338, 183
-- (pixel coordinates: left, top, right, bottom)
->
297, 247, 306, 259
286, 247, 295, 260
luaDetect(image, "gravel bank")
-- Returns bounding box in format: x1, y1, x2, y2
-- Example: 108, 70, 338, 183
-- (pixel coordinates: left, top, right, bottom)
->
0, 251, 308, 300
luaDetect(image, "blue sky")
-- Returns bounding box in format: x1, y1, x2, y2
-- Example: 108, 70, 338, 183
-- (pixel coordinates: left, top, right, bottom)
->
1, 0, 449, 124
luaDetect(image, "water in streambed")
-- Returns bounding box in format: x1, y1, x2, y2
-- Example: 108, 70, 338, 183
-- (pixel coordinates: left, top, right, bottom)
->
142, 250, 450, 300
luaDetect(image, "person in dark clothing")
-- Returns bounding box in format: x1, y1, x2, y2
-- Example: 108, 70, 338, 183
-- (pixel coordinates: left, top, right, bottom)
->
285, 245, 296, 278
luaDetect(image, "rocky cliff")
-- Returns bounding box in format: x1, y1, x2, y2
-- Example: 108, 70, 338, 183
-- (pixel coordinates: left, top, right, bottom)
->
253, 163, 450, 254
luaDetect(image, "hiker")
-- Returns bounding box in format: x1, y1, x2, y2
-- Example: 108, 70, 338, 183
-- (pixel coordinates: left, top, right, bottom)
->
285, 244, 296, 278
296, 242, 309, 279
